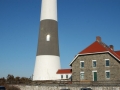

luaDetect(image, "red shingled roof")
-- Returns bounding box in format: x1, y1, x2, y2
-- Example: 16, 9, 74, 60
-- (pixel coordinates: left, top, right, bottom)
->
56, 69, 72, 74
115, 51, 120, 57
79, 41, 107, 54
79, 41, 120, 60
70, 36, 120, 66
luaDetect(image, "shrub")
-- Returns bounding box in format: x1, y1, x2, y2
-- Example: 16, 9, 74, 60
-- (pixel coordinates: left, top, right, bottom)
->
7, 85, 20, 90
0, 81, 20, 90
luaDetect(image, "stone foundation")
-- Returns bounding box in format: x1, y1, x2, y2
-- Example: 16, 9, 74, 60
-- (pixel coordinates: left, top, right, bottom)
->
16, 85, 120, 90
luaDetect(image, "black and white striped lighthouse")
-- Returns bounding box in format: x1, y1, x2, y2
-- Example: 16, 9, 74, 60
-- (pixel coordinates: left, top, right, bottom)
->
33, 0, 61, 80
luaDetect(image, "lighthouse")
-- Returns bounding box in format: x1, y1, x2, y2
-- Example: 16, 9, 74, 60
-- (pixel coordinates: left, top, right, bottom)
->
33, 0, 61, 80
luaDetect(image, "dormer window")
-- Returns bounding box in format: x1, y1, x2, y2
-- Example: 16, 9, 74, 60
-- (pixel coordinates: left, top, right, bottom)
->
46, 34, 50, 41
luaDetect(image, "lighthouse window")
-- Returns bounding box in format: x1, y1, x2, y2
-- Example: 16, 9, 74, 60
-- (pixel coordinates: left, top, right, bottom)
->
46, 34, 50, 41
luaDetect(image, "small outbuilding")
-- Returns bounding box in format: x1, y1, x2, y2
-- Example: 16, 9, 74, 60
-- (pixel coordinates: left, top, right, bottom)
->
56, 69, 72, 81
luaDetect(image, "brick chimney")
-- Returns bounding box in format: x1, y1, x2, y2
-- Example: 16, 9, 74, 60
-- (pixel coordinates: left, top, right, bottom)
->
96, 36, 101, 42
109, 45, 114, 50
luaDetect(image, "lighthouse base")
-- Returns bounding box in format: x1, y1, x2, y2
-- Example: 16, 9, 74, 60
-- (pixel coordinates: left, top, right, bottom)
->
33, 55, 61, 81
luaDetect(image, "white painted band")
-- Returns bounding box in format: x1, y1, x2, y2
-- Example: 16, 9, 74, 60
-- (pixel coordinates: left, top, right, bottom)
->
33, 55, 61, 80
40, 0, 57, 21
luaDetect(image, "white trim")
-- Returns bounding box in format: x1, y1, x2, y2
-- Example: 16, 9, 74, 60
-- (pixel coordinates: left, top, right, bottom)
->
92, 70, 97, 72
79, 51, 109, 56
108, 52, 120, 61
80, 61, 84, 62
69, 51, 109, 66
105, 59, 109, 60
69, 54, 79, 66
69, 51, 120, 66
80, 71, 84, 73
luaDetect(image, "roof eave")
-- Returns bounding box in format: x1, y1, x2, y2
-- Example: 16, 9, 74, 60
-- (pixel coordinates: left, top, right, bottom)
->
69, 51, 112, 66
108, 51, 120, 62
69, 51, 120, 66
69, 54, 79, 66
56, 73, 72, 74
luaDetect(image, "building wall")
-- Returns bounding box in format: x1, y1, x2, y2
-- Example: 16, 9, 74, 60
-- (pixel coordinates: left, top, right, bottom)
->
72, 53, 120, 81
57, 74, 71, 80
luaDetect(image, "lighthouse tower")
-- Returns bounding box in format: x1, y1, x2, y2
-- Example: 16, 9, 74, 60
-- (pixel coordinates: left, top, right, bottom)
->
33, 0, 61, 80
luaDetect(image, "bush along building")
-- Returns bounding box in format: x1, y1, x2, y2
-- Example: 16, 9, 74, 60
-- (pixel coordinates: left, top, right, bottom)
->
70, 36, 120, 82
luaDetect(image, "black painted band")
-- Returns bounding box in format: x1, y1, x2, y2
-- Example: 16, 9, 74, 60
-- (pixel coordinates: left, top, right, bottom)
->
36, 20, 59, 56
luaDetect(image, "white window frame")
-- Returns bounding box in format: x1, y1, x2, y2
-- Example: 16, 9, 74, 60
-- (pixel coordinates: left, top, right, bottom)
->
80, 72, 84, 80
105, 70, 110, 79
80, 61, 84, 68
105, 59, 110, 67
92, 60, 97, 68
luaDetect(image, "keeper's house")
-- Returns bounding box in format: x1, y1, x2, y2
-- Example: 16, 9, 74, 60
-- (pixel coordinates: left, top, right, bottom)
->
70, 36, 120, 81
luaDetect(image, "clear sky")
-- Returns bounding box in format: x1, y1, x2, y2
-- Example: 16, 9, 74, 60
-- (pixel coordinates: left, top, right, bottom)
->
0, 0, 120, 78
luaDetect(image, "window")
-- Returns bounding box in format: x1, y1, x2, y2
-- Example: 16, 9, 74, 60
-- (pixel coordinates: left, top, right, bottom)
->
105, 70, 110, 79
105, 59, 110, 66
46, 34, 50, 41
80, 72, 84, 80
80, 61, 84, 68
61, 75, 63, 79
92, 60, 96, 67
66, 75, 68, 79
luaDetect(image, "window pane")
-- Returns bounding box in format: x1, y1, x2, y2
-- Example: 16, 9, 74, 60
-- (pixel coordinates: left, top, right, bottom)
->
80, 73, 84, 80
66, 75, 68, 79
81, 62, 84, 68
93, 61, 96, 67
106, 72, 110, 78
106, 60, 109, 66
61, 75, 63, 79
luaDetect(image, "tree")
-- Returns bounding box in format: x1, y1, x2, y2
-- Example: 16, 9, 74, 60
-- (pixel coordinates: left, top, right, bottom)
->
0, 77, 6, 85
15, 76, 20, 84
7, 74, 15, 84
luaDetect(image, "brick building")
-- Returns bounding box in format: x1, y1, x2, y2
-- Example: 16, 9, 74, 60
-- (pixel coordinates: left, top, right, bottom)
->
70, 36, 120, 81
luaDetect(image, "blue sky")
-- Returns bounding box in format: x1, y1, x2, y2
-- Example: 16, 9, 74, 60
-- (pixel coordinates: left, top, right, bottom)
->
0, 0, 120, 78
